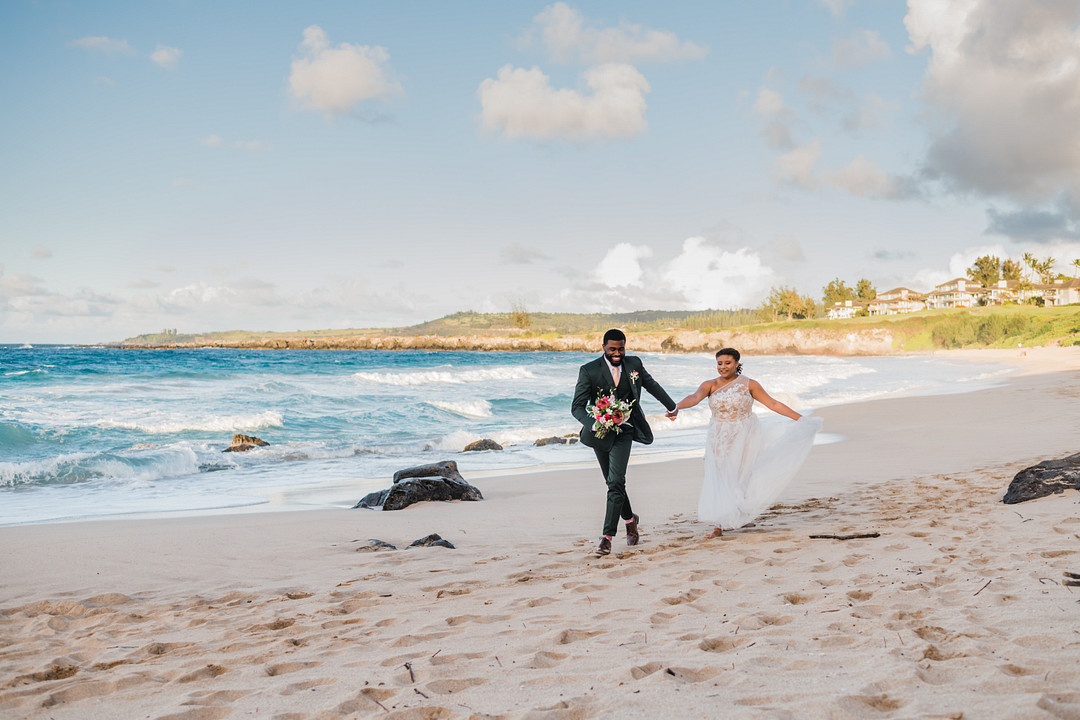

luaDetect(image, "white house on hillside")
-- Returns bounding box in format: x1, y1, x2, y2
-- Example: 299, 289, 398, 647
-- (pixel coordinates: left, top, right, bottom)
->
868, 287, 926, 315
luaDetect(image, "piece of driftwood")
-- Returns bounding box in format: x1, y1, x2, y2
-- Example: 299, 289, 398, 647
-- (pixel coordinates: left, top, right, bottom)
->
1065, 571, 1080, 587
808, 532, 880, 540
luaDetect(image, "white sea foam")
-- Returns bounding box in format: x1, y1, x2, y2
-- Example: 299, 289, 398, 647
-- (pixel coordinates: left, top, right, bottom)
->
98, 410, 284, 434
0, 445, 200, 488
354, 367, 536, 386
4, 369, 42, 376
426, 399, 494, 418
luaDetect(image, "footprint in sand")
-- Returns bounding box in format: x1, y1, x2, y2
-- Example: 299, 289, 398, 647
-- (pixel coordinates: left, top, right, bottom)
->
780, 592, 816, 605
155, 708, 232, 720
430, 651, 487, 666
424, 677, 488, 695
280, 677, 338, 695
265, 661, 321, 676
526, 651, 568, 669
836, 687, 910, 714
698, 636, 747, 653
1037, 693, 1080, 720
555, 628, 602, 644
176, 664, 228, 683
660, 588, 706, 605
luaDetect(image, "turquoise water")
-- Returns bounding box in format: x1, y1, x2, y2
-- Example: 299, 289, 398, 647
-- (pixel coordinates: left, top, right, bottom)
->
0, 346, 1013, 525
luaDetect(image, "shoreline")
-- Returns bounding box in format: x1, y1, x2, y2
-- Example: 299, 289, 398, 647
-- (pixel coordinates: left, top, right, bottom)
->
2, 348, 1078, 718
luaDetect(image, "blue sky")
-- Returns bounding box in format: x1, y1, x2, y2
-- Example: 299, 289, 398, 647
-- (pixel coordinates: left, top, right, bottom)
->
3, 0, 1080, 342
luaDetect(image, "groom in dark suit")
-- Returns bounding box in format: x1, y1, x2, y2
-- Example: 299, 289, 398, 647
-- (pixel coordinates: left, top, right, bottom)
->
572, 329, 677, 556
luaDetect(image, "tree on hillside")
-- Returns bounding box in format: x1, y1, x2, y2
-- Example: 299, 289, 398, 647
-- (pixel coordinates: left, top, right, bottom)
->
1036, 257, 1057, 284
1073, 258, 1080, 278
855, 278, 877, 301
966, 255, 1001, 286
760, 286, 816, 321
822, 278, 855, 306
1001, 258, 1024, 281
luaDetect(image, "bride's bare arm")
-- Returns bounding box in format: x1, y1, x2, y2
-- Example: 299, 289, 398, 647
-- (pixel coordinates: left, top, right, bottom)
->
748, 379, 802, 420
666, 380, 713, 418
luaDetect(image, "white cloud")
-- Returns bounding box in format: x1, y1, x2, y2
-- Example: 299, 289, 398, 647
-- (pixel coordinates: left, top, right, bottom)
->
662, 238, 779, 309
288, 25, 402, 118
232, 140, 265, 151
502, 244, 550, 264
150, 44, 182, 70
827, 154, 898, 198
842, 93, 888, 132
201, 135, 223, 147
819, 0, 853, 19
906, 0, 1080, 202
32, 247, 52, 259
70, 36, 135, 56
479, 63, 650, 140
832, 29, 891, 68
753, 87, 795, 149
525, 2, 707, 65
775, 140, 823, 188
594, 243, 653, 287
555, 238, 781, 313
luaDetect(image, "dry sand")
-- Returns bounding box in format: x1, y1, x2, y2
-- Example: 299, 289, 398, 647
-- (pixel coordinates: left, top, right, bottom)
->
2, 348, 1079, 719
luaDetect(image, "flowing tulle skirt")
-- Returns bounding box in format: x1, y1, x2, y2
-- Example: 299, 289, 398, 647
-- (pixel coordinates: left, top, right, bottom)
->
698, 414, 822, 530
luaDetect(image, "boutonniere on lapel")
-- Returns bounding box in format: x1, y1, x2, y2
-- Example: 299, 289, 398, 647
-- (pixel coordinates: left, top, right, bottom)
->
629, 371, 639, 384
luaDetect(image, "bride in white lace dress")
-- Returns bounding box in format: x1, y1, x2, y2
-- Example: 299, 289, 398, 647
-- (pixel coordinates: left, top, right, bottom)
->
667, 348, 821, 538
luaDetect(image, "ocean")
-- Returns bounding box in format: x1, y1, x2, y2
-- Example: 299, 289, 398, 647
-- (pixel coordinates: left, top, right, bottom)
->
0, 345, 1014, 526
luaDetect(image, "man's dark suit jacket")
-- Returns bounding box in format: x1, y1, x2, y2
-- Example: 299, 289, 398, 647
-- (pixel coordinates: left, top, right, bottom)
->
571, 354, 676, 451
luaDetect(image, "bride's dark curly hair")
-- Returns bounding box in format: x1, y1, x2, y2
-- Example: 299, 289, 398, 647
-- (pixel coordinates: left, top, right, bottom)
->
715, 347, 743, 375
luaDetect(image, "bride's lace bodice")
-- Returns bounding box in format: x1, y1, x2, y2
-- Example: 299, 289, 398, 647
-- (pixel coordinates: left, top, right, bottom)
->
708, 376, 753, 422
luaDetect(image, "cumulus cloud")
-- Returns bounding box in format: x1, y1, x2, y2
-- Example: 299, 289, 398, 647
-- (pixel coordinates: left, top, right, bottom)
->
832, 29, 891, 68
288, 25, 402, 118
775, 140, 823, 188
524, 2, 707, 65
201, 135, 223, 147
70, 36, 135, 56
479, 63, 650, 140
828, 154, 903, 198
127, 278, 159, 289
872, 249, 918, 261
753, 87, 795, 149
150, 44, 182, 69
798, 75, 852, 113
662, 238, 779, 309
32, 247, 52, 259
906, 0, 1080, 203
555, 238, 781, 313
594, 243, 653, 287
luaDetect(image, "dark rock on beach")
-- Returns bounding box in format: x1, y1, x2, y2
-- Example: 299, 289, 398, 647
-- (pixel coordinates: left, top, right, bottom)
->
463, 438, 502, 452
535, 434, 579, 446
355, 539, 397, 552
353, 460, 484, 511
408, 533, 455, 549
1003, 452, 1080, 504
222, 434, 269, 452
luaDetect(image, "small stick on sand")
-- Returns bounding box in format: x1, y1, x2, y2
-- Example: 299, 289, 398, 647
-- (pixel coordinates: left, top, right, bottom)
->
404, 662, 414, 682
809, 533, 880, 540
414, 688, 429, 699
974, 579, 993, 596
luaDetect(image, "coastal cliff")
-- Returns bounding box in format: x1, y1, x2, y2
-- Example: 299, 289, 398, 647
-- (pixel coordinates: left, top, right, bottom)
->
115, 327, 896, 355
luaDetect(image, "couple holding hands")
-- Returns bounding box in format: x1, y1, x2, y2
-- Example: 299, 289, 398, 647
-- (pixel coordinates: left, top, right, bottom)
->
571, 329, 821, 556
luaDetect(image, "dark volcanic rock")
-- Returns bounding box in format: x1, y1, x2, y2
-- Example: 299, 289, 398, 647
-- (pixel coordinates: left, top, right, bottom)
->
353, 460, 484, 511
393, 460, 465, 484
463, 438, 502, 452
223, 434, 269, 453
535, 434, 579, 446
408, 533, 455, 549
1003, 452, 1080, 504
355, 539, 397, 552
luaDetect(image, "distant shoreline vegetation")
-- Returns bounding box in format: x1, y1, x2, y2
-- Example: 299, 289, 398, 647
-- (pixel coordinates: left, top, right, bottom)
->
114, 305, 1080, 354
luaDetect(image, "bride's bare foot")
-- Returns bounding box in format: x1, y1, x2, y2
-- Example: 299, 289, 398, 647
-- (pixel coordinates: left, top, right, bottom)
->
704, 527, 723, 539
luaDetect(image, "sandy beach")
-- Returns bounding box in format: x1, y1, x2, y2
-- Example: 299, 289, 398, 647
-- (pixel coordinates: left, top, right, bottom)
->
2, 347, 1079, 720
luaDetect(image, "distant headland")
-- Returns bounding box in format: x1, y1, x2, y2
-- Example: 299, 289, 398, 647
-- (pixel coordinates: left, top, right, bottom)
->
110, 307, 1080, 355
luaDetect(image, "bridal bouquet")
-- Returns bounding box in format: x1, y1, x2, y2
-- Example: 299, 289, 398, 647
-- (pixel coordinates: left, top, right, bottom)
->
587, 393, 635, 439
